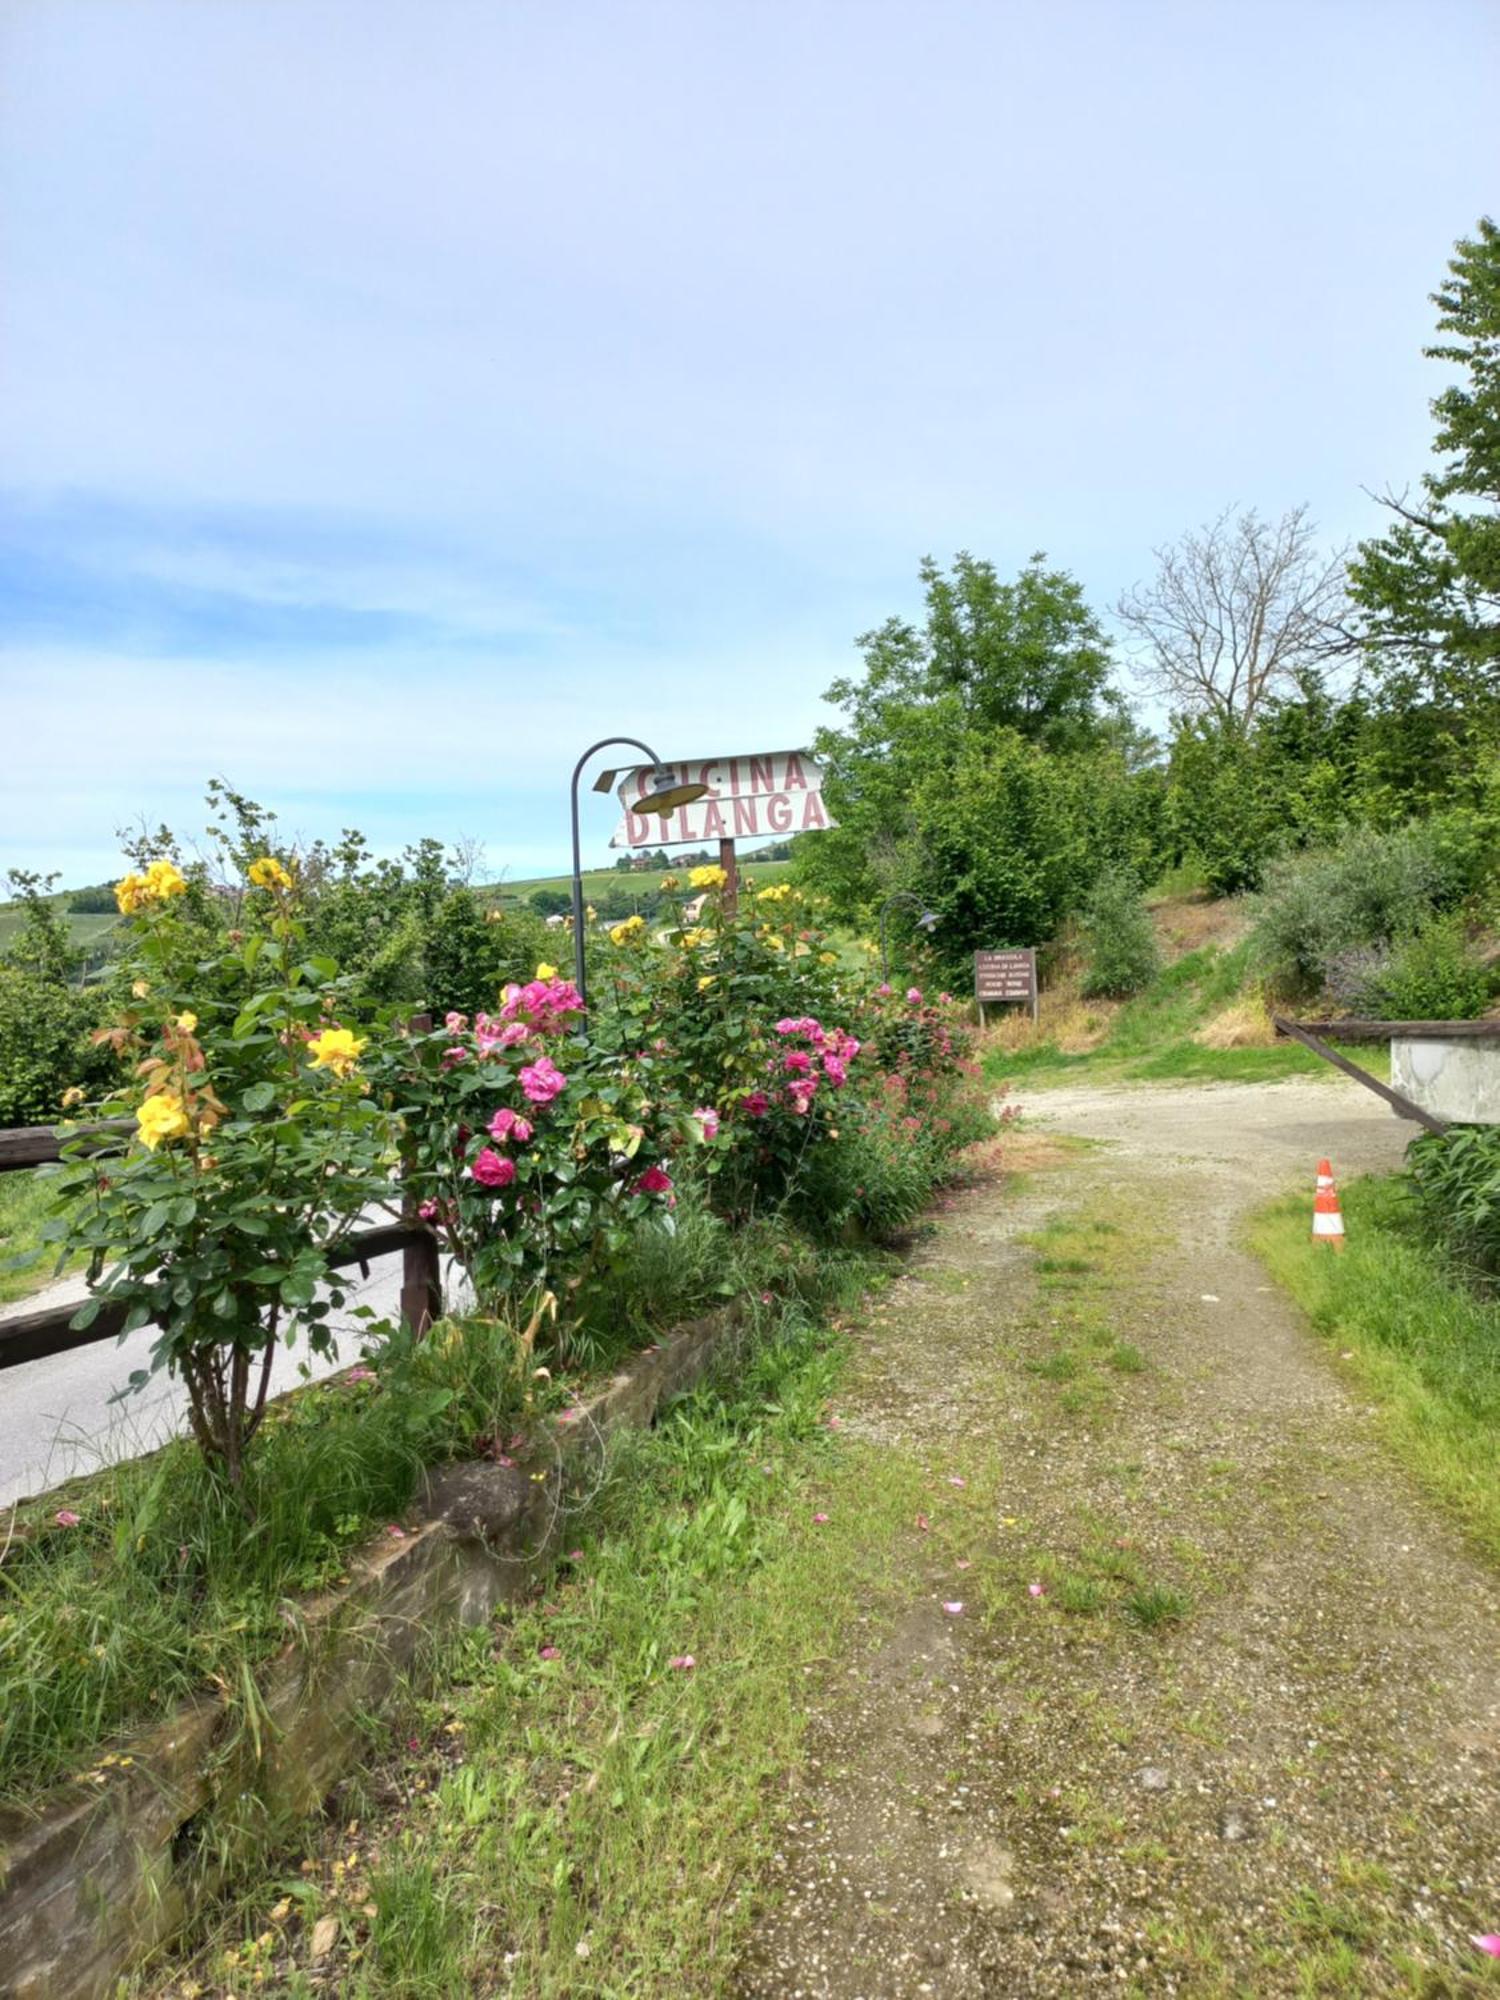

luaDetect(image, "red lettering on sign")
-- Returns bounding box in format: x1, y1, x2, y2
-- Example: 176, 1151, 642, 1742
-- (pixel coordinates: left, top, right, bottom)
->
702, 799, 726, 838
782, 753, 808, 793
768, 795, 793, 832
749, 756, 775, 794
733, 797, 760, 837
801, 793, 828, 830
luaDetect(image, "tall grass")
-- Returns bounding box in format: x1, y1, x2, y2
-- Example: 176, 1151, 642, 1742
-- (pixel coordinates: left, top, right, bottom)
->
1250, 1175, 1500, 1563
0, 1187, 883, 1805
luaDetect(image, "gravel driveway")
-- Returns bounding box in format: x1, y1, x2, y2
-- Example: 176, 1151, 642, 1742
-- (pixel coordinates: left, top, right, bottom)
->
737, 1077, 1500, 1997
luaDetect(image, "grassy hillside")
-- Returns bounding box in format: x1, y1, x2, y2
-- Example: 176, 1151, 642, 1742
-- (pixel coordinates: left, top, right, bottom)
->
480, 857, 793, 906
983, 892, 1392, 1090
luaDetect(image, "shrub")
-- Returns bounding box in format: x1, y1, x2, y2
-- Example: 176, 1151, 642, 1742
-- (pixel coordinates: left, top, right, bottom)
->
1249, 822, 1462, 1000
1407, 1123, 1500, 1280
1360, 913, 1493, 1021
1078, 867, 1160, 999
0, 966, 114, 1127
50, 855, 394, 1489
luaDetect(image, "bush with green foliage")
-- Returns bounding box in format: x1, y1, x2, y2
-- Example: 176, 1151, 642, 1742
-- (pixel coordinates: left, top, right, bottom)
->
0, 874, 118, 1126
1407, 1122, 1500, 1281
1360, 913, 1493, 1021
1248, 823, 1465, 1000
1079, 867, 1161, 999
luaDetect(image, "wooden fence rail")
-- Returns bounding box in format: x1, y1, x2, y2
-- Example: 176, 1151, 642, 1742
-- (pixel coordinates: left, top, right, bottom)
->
0, 1012, 443, 1372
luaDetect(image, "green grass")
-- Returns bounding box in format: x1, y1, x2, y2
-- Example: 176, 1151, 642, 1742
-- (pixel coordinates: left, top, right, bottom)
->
0, 905, 121, 953
135, 1256, 942, 1997
986, 941, 1395, 1091
0, 1169, 70, 1303
0, 1187, 867, 1806
1250, 1175, 1500, 1564
479, 856, 792, 907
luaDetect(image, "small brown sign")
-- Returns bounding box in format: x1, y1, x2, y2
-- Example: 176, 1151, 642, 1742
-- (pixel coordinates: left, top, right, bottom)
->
974, 948, 1038, 1021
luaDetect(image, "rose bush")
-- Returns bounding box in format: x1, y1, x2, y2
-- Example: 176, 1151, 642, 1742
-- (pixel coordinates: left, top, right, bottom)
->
372, 969, 685, 1356
48, 856, 393, 1490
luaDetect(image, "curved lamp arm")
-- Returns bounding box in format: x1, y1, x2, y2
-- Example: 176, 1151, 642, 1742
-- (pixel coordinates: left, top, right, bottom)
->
570, 736, 665, 1011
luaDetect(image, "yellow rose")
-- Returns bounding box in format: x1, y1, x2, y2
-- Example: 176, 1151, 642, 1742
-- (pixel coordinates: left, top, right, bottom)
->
680, 926, 711, 950
763, 933, 785, 952
756, 882, 793, 904
131, 978, 151, 999
115, 873, 146, 914
697, 975, 716, 991
610, 914, 646, 946
688, 864, 728, 891
247, 856, 293, 892
143, 859, 186, 900
585, 906, 597, 922
136, 1092, 190, 1151
61, 1085, 85, 1110
660, 874, 680, 892
819, 951, 838, 965
307, 1026, 366, 1078
175, 1011, 198, 1033
536, 962, 558, 980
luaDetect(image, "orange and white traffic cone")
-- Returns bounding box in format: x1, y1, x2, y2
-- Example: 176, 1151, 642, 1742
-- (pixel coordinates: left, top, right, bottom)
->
1313, 1158, 1345, 1251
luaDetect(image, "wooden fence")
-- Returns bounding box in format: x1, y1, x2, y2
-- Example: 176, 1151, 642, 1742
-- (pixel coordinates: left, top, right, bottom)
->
0, 1125, 441, 1372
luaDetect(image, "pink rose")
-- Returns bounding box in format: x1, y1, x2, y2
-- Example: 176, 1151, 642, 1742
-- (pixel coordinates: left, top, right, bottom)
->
634, 1164, 674, 1194
783, 1050, 812, 1073
906, 987, 923, 1004
822, 1054, 847, 1086
444, 1011, 468, 1032
743, 1090, 770, 1117
692, 1106, 720, 1141
519, 1055, 568, 1104
488, 1106, 534, 1144
470, 1148, 517, 1188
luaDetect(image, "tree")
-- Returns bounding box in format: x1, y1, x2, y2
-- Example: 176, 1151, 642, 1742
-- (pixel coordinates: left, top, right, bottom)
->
825, 552, 1117, 759
1349, 217, 1500, 706
1117, 506, 1346, 728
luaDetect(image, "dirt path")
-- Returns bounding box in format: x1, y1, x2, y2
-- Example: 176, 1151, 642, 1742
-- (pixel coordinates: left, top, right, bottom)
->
736, 1079, 1500, 1998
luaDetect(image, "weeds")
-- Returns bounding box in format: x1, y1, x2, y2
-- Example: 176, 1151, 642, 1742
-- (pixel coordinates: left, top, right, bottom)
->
1124, 1585, 1191, 1630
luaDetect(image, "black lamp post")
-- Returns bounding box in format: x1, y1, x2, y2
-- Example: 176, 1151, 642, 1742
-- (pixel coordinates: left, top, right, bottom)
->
569, 738, 708, 1010
878, 891, 940, 981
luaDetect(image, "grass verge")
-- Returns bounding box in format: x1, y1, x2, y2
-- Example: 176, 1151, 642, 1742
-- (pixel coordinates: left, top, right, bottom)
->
1249, 1176, 1500, 1565
131, 1256, 936, 1998
0, 1194, 858, 1805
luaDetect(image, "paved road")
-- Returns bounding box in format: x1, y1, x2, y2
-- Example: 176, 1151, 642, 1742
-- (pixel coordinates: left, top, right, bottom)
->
0, 1251, 428, 1508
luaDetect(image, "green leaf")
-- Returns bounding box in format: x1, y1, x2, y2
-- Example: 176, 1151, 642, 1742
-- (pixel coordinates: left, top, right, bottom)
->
240, 1081, 278, 1113
69, 1298, 102, 1330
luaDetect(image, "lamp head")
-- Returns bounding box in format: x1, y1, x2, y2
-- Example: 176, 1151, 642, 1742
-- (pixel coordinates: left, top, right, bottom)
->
917, 909, 940, 931
635, 767, 710, 817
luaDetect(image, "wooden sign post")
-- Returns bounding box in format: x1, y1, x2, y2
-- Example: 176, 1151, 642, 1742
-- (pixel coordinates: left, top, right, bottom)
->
974, 948, 1039, 1027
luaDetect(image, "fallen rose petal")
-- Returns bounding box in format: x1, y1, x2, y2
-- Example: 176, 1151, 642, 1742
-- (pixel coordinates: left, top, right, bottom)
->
385, 1524, 406, 1539
812, 1512, 830, 1524
1472, 1935, 1500, 1958
956, 1559, 971, 1570
942, 1601, 964, 1616
916, 1514, 930, 1532
54, 1509, 81, 1528
947, 1475, 966, 1488
668, 1654, 696, 1670
569, 1549, 585, 1561
1028, 1581, 1046, 1598
538, 1645, 562, 1661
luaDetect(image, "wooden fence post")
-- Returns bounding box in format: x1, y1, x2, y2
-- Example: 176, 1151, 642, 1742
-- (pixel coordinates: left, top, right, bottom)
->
399, 1012, 442, 1338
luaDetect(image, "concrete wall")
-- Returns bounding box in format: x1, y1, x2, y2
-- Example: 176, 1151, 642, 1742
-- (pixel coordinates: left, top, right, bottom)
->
1391, 1037, 1500, 1124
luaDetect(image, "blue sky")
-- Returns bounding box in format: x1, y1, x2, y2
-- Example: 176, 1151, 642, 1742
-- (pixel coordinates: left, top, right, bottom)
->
1, 0, 1496, 886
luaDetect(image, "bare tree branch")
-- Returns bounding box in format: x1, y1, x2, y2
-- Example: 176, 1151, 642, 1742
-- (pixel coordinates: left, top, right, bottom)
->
1116, 506, 1348, 726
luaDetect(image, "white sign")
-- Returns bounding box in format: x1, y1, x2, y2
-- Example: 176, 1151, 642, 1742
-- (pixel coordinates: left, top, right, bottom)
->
609, 748, 838, 849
